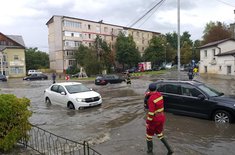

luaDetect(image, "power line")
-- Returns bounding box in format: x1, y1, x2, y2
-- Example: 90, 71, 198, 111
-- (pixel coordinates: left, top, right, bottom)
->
214, 0, 235, 7
137, 0, 166, 28
128, 0, 165, 28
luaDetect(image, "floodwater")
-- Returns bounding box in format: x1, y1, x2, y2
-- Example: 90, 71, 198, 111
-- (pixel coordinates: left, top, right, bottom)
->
1, 71, 235, 155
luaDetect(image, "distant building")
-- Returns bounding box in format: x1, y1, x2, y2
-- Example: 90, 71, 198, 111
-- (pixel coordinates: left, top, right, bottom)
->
46, 15, 160, 73
0, 32, 26, 77
198, 38, 235, 76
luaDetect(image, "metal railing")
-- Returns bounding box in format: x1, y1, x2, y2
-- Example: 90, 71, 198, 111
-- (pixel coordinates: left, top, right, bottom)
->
19, 124, 102, 155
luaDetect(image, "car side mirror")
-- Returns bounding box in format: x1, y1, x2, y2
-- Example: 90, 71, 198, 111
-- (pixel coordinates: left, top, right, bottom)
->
61, 92, 66, 95
198, 94, 205, 100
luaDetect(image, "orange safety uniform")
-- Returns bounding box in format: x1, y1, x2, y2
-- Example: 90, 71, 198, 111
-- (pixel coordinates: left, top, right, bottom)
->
146, 91, 165, 141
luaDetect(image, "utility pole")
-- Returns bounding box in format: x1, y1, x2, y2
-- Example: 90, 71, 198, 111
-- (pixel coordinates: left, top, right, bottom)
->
0, 52, 3, 75
177, 0, 181, 80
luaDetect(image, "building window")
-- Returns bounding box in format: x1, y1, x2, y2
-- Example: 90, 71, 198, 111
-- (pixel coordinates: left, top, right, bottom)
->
69, 60, 76, 66
227, 66, 231, 75
219, 66, 222, 71
64, 20, 81, 28
89, 43, 91, 47
88, 24, 91, 30
212, 49, 216, 56
136, 32, 139, 37
0, 41, 6, 45
104, 27, 108, 33
10, 67, 23, 74
204, 66, 207, 73
96, 26, 100, 33
14, 55, 19, 60
142, 39, 144, 44
142, 47, 144, 51
204, 50, 207, 57
88, 34, 91, 39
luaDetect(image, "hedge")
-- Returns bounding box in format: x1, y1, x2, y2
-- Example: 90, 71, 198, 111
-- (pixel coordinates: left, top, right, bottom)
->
0, 94, 32, 152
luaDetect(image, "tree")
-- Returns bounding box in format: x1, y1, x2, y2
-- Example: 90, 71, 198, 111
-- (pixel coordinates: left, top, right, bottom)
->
115, 33, 141, 69
25, 48, 49, 70
94, 36, 115, 73
143, 35, 166, 66
165, 31, 194, 64
202, 21, 232, 44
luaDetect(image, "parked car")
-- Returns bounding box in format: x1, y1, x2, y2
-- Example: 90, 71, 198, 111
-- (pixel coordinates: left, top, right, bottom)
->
27, 69, 42, 75
0, 74, 7, 81
165, 62, 173, 69
23, 73, 48, 81
95, 74, 125, 85
146, 80, 235, 123
44, 82, 102, 109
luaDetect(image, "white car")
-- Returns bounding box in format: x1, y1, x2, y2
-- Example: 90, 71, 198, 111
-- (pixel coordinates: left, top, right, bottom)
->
28, 70, 42, 75
44, 82, 102, 109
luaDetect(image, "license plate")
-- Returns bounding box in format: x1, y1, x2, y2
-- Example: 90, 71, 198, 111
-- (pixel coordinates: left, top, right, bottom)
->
90, 102, 98, 106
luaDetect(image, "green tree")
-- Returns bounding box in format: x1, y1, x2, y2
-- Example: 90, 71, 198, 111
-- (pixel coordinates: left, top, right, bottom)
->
94, 36, 115, 73
115, 33, 141, 69
202, 21, 232, 44
0, 94, 32, 152
74, 44, 101, 76
143, 35, 166, 66
25, 48, 49, 70
165, 31, 194, 64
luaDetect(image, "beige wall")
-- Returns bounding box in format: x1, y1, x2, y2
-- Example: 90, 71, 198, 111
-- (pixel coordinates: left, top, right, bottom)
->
4, 48, 26, 77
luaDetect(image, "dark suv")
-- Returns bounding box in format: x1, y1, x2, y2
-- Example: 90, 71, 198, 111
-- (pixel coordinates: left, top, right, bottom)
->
147, 80, 235, 123
95, 74, 125, 85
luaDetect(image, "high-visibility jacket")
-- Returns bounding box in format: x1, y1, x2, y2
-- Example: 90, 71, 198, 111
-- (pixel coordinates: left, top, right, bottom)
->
146, 91, 164, 124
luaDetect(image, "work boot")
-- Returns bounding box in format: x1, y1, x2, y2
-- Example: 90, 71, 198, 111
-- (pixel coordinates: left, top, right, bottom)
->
146, 140, 153, 154
160, 138, 173, 155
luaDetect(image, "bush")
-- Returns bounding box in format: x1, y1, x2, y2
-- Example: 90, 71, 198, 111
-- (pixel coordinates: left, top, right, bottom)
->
0, 94, 32, 152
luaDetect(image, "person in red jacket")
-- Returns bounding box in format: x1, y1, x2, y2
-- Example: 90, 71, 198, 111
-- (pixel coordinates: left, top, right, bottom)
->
146, 83, 173, 154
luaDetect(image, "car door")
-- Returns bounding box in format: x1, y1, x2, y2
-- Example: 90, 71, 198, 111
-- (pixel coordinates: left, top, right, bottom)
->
179, 84, 214, 118
54, 85, 68, 107
157, 82, 184, 112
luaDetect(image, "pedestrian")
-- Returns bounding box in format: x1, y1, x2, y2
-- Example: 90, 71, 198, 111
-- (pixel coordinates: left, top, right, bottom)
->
193, 67, 198, 76
65, 74, 70, 81
145, 83, 173, 154
126, 72, 131, 85
188, 68, 194, 80
52, 72, 56, 84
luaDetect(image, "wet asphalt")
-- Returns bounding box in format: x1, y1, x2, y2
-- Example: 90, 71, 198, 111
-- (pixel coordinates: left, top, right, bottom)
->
0, 70, 235, 155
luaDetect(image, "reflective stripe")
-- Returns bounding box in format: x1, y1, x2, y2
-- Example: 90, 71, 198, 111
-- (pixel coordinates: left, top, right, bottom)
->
148, 112, 154, 116
153, 96, 163, 103
154, 108, 164, 113
157, 133, 164, 139
147, 117, 153, 121
146, 134, 153, 139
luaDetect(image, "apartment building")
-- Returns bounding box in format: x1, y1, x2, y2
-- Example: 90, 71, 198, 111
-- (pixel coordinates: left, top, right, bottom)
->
0, 32, 26, 77
46, 15, 160, 73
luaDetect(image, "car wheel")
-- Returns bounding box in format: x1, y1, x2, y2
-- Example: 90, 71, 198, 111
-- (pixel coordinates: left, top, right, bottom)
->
213, 110, 231, 123
68, 102, 75, 110
45, 97, 51, 104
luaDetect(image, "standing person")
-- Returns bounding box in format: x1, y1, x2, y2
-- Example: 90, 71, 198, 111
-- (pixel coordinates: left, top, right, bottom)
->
52, 72, 56, 84
126, 72, 131, 85
65, 74, 70, 81
188, 68, 194, 80
145, 83, 173, 154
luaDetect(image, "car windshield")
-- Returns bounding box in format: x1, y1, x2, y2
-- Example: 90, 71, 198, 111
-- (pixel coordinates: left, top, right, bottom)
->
65, 84, 91, 94
198, 84, 223, 97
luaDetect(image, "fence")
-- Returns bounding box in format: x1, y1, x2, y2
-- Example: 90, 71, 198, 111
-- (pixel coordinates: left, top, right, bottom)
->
19, 124, 102, 155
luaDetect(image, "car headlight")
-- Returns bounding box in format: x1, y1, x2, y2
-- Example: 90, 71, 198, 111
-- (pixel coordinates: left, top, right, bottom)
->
76, 98, 85, 102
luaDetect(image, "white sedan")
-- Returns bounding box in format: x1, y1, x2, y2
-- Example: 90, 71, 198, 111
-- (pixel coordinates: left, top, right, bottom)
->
44, 82, 102, 110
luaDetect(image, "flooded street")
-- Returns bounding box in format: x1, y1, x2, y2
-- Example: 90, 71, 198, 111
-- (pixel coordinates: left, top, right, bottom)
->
1, 71, 235, 155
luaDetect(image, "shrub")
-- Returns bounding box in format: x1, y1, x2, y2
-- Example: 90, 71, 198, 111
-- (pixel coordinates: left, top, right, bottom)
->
0, 94, 32, 152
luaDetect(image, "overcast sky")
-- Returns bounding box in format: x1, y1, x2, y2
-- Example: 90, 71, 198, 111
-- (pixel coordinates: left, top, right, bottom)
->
0, 0, 235, 52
